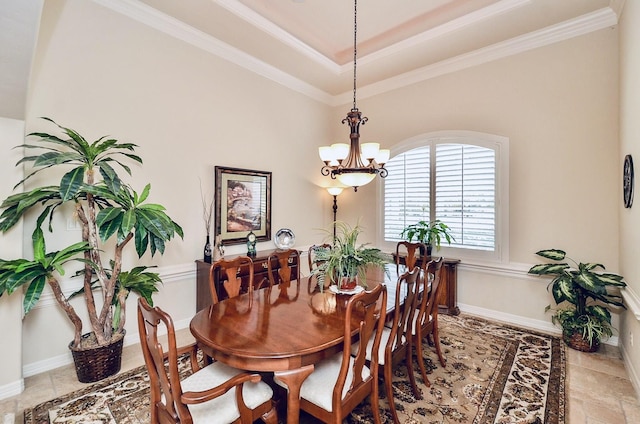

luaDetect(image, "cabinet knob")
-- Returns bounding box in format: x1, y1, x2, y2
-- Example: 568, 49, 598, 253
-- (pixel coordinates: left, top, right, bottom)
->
262, 262, 268, 269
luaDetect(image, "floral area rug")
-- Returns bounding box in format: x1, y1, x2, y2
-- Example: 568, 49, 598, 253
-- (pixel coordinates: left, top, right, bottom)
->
23, 314, 565, 424
349, 314, 565, 424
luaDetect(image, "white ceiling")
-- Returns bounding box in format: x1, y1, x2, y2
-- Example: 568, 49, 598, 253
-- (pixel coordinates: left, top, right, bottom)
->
0, 0, 623, 117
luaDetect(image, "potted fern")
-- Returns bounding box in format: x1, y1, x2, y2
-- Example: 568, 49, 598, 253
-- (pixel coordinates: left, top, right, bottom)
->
311, 221, 389, 291
528, 249, 626, 352
0, 118, 183, 382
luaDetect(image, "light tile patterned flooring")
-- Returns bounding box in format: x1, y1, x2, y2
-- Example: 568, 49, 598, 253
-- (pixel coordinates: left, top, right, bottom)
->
2, 329, 640, 423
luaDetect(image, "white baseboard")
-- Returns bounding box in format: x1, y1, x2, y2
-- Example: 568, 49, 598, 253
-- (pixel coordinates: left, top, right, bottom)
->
621, 342, 640, 402
0, 379, 23, 401
458, 302, 620, 346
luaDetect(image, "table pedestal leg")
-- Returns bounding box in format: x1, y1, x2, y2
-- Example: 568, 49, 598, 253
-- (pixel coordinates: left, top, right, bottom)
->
274, 365, 314, 424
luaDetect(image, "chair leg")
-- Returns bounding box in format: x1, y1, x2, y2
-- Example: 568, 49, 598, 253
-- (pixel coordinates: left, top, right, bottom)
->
371, 379, 382, 424
261, 406, 278, 424
383, 364, 400, 424
414, 333, 431, 391
432, 321, 446, 368
404, 341, 420, 399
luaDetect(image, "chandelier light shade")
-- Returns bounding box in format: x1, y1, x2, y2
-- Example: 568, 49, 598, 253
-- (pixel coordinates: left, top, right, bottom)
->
319, 0, 389, 192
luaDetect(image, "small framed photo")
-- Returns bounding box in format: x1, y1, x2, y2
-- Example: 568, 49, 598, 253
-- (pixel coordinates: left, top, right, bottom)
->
215, 166, 272, 245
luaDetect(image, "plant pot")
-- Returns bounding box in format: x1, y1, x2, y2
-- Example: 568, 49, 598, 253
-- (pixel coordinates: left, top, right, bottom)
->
69, 331, 125, 383
563, 330, 599, 352
340, 276, 358, 291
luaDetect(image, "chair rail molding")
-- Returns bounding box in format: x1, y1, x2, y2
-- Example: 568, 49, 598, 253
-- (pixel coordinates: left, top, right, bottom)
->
621, 286, 640, 321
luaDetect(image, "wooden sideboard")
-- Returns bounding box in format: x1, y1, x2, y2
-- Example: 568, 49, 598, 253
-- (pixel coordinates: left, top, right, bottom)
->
394, 254, 460, 315
195, 249, 299, 311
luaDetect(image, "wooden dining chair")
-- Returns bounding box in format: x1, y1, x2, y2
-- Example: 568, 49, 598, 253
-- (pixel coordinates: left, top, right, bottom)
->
354, 266, 422, 424
137, 298, 278, 424
412, 256, 446, 390
395, 241, 427, 275
274, 284, 388, 424
209, 256, 254, 305
267, 248, 300, 287
308, 243, 332, 273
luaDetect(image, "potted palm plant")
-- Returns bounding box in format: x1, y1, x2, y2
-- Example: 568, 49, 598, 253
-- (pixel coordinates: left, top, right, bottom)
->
400, 219, 454, 256
311, 221, 389, 291
528, 249, 626, 352
0, 118, 182, 382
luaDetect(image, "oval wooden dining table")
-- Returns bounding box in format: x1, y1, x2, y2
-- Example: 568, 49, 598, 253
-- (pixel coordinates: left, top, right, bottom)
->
189, 265, 400, 424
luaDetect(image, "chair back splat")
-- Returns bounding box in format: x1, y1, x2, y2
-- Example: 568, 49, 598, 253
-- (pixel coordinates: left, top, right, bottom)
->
267, 248, 300, 287
395, 241, 427, 275
209, 256, 254, 304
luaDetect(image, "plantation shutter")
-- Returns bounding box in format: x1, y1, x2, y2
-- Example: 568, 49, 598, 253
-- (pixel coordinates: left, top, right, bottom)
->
383, 146, 430, 241
435, 143, 495, 250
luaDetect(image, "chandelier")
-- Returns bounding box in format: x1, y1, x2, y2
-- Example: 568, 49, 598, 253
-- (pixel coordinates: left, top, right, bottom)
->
318, 0, 389, 192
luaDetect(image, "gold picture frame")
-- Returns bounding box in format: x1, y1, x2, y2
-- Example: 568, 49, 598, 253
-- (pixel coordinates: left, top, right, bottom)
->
215, 166, 272, 245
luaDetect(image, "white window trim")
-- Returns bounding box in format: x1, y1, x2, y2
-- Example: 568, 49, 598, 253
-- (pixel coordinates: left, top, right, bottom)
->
377, 130, 509, 264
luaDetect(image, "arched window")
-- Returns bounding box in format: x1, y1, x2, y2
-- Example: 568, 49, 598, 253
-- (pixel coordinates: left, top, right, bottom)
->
382, 131, 509, 262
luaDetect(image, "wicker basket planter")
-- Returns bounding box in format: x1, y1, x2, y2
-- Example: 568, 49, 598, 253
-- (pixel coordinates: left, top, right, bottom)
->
563, 330, 600, 353
69, 331, 125, 383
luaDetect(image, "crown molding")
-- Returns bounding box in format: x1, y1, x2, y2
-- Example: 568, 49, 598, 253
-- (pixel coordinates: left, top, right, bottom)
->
609, 0, 626, 17
356, 0, 531, 70
345, 7, 619, 106
214, 0, 532, 75
91, 0, 618, 107
214, 0, 341, 74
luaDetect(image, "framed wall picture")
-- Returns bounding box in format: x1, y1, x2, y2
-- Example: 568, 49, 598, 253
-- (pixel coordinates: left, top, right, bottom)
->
215, 166, 272, 245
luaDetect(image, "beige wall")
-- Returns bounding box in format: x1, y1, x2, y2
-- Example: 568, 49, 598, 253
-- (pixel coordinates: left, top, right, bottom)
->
14, 0, 332, 373
0, 118, 25, 396
344, 27, 620, 327
619, 0, 640, 396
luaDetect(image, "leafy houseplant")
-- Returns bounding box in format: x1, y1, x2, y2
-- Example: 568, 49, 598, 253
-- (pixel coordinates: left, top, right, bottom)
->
400, 219, 454, 255
528, 249, 626, 352
0, 118, 183, 381
311, 221, 390, 291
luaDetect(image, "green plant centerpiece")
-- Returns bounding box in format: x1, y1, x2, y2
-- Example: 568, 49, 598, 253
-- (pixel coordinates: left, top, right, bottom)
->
0, 118, 183, 382
311, 221, 389, 291
400, 219, 454, 255
528, 249, 626, 352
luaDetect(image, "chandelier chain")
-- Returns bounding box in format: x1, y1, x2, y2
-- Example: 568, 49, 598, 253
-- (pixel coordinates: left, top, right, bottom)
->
317, 0, 388, 191
353, 0, 358, 110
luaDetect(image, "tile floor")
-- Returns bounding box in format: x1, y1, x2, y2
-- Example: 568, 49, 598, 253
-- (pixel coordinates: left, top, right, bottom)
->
1, 329, 640, 423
